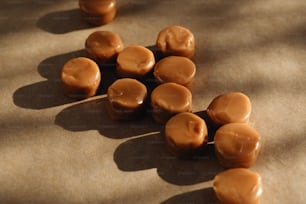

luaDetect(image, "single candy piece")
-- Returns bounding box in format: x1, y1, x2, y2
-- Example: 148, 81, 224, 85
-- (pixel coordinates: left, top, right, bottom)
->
79, 0, 117, 26
117, 45, 155, 78
107, 78, 147, 120
207, 92, 252, 125
213, 168, 263, 204
165, 112, 208, 157
61, 57, 101, 99
156, 25, 195, 58
214, 123, 261, 168
151, 83, 192, 124
153, 56, 196, 88
85, 31, 123, 63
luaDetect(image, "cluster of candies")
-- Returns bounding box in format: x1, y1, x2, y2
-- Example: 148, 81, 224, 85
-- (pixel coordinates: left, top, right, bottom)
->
60, 1, 264, 203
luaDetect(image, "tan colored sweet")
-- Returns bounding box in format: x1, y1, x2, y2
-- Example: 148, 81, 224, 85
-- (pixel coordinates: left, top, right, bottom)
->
213, 168, 263, 204
214, 123, 261, 168
107, 78, 147, 120
85, 31, 123, 63
61, 57, 101, 99
151, 83, 192, 124
207, 92, 252, 125
165, 112, 208, 156
116, 45, 155, 78
79, 0, 117, 26
153, 56, 196, 87
156, 25, 195, 58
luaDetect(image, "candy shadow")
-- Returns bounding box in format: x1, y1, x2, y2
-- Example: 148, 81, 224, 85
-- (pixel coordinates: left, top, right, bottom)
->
13, 50, 87, 109
37, 9, 92, 34
161, 187, 218, 204
13, 50, 85, 109
54, 97, 162, 139
117, 1, 162, 17
114, 133, 223, 185
13, 80, 74, 109
195, 110, 220, 142
13, 49, 118, 109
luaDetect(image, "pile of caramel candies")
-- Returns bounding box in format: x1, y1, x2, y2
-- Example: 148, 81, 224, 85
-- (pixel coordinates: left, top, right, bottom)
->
60, 1, 263, 203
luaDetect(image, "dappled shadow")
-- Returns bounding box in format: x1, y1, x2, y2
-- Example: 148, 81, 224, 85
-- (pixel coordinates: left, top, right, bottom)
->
37, 9, 93, 34
114, 133, 223, 185
161, 187, 218, 204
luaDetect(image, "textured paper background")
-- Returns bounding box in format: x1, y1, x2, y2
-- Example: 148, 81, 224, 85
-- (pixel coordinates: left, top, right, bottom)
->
1, 0, 306, 203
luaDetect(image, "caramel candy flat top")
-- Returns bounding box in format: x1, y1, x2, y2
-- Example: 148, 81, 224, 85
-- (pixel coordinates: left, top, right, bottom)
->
213, 168, 263, 204
117, 45, 155, 78
151, 83, 192, 113
154, 56, 196, 86
165, 112, 208, 153
107, 78, 147, 109
207, 92, 252, 125
61, 57, 101, 89
156, 25, 195, 58
214, 123, 261, 167
79, 0, 116, 15
85, 31, 123, 62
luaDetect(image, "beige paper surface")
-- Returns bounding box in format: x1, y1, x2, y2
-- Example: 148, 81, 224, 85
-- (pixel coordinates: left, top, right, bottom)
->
1, 0, 306, 203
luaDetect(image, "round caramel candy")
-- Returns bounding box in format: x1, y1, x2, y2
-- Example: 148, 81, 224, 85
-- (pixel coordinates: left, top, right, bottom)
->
107, 78, 147, 120
61, 57, 101, 99
153, 56, 196, 87
79, 0, 117, 26
213, 168, 263, 204
207, 92, 252, 125
117, 45, 155, 78
151, 83, 192, 124
214, 123, 261, 168
165, 112, 208, 157
85, 31, 123, 63
156, 25, 195, 58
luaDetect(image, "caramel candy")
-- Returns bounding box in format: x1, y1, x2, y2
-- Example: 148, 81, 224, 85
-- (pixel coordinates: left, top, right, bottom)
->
117, 45, 155, 78
107, 78, 147, 120
79, 0, 116, 26
165, 112, 208, 157
151, 83, 192, 124
61, 57, 101, 99
207, 92, 252, 125
214, 123, 261, 168
213, 168, 263, 204
85, 31, 123, 63
153, 56, 196, 87
156, 25, 195, 58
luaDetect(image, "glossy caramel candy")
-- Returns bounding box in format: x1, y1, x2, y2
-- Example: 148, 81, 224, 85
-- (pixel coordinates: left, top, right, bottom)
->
85, 30, 123, 63
207, 92, 252, 125
61, 57, 101, 99
153, 56, 196, 88
151, 83, 192, 124
214, 123, 261, 168
107, 78, 147, 120
79, 0, 117, 26
117, 45, 155, 79
213, 168, 263, 204
156, 25, 195, 58
165, 112, 208, 157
